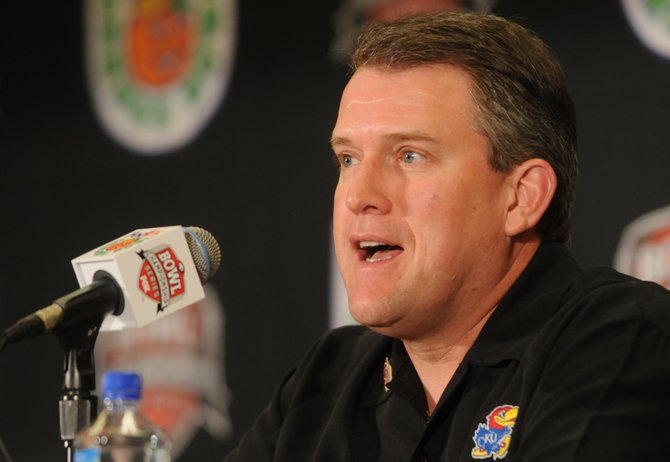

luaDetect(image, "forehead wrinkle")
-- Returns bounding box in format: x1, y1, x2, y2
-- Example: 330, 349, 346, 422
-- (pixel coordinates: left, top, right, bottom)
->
341, 88, 437, 110
342, 96, 396, 108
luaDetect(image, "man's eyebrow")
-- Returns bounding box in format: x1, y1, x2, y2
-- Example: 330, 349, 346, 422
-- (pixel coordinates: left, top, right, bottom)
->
330, 136, 350, 148
383, 131, 438, 143
330, 131, 438, 148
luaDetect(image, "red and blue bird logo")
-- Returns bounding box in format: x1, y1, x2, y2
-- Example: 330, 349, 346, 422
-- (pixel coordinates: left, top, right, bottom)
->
471, 404, 519, 460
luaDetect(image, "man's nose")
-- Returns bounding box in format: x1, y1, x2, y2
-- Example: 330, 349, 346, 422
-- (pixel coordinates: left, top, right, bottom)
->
344, 159, 393, 215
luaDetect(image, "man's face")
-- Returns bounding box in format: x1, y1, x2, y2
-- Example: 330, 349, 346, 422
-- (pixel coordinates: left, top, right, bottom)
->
331, 65, 516, 340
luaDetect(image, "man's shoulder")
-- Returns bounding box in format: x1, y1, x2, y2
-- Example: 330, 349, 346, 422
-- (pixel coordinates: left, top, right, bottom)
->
513, 266, 670, 461
561, 265, 670, 334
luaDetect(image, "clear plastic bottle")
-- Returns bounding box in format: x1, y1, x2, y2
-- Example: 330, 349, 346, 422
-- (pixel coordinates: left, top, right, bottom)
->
73, 370, 172, 462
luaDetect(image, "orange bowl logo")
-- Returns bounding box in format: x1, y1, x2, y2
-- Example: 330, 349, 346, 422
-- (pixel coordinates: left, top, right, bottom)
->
95, 229, 162, 256
622, 0, 670, 61
85, 0, 237, 155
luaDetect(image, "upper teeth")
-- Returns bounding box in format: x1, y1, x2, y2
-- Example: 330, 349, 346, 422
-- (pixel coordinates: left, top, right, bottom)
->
360, 241, 386, 248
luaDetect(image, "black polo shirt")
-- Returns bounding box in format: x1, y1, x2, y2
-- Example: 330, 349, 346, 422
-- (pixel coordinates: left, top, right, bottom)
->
225, 243, 670, 461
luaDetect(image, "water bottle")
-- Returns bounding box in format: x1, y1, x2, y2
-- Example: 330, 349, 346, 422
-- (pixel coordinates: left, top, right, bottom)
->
73, 370, 172, 462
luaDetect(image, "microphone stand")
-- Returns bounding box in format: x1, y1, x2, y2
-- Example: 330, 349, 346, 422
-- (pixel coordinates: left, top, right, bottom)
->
54, 275, 122, 462
58, 327, 101, 462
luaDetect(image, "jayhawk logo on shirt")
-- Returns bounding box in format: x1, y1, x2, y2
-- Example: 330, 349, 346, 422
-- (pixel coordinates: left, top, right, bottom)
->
471, 404, 519, 460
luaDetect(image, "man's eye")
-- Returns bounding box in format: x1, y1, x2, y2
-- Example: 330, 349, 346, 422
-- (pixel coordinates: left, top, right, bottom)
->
402, 151, 424, 164
341, 154, 359, 168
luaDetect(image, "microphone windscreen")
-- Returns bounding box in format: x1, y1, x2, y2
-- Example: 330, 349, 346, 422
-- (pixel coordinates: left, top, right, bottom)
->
183, 226, 221, 284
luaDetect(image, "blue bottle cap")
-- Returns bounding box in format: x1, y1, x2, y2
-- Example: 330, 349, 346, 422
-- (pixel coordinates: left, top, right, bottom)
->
102, 370, 142, 400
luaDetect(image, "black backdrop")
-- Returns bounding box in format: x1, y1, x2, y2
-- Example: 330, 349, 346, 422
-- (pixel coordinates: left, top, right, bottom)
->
1, 1, 669, 461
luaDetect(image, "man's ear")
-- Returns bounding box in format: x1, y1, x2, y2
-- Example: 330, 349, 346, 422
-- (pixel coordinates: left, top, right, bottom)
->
505, 158, 557, 237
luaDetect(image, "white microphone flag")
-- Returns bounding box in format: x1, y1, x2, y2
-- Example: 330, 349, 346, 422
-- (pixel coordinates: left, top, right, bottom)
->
72, 226, 206, 331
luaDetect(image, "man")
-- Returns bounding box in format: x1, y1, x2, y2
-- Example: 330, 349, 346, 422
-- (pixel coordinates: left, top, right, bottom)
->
225, 12, 670, 461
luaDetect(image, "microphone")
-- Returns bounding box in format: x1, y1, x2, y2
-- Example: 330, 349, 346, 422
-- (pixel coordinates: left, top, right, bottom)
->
1, 225, 221, 347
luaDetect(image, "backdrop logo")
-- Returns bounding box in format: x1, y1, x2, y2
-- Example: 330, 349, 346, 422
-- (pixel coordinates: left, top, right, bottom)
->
95, 286, 232, 458
621, 0, 670, 60
615, 204, 670, 288
85, 0, 237, 155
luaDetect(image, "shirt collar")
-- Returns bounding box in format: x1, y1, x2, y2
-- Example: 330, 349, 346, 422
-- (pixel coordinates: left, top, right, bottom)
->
359, 337, 423, 409
360, 242, 582, 407
464, 242, 581, 365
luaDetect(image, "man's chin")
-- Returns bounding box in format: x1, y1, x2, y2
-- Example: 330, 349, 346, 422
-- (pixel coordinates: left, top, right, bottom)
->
348, 304, 401, 333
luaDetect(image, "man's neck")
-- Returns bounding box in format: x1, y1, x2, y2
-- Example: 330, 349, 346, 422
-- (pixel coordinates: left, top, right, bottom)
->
402, 239, 540, 414
403, 309, 493, 414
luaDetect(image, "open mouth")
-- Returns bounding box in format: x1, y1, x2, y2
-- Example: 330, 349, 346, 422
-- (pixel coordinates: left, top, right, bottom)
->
359, 241, 403, 263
